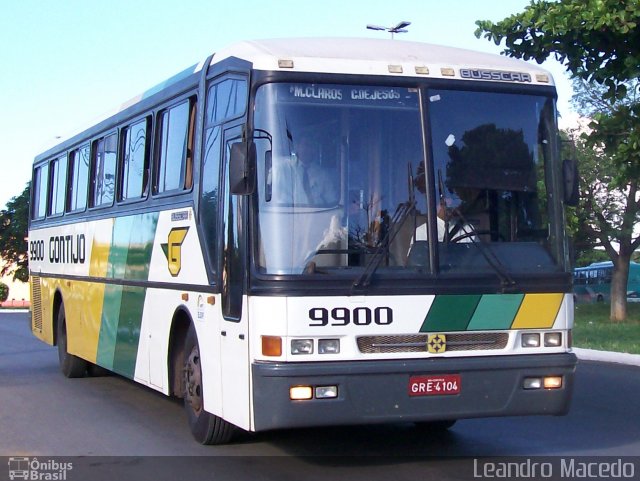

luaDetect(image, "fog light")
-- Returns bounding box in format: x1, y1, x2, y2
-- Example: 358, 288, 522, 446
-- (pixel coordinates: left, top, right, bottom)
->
523, 377, 542, 390
521, 333, 540, 348
291, 339, 314, 355
290, 386, 313, 400
544, 332, 562, 347
262, 336, 282, 357
318, 339, 340, 354
315, 385, 338, 399
544, 376, 563, 389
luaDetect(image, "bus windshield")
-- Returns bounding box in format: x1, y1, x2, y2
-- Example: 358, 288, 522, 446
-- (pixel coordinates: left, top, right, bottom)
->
253, 82, 562, 277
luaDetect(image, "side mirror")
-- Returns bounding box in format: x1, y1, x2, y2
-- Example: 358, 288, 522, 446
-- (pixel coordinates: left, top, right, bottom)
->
229, 141, 256, 195
562, 158, 579, 206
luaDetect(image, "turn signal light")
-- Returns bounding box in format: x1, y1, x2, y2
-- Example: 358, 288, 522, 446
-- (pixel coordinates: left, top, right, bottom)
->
262, 336, 282, 357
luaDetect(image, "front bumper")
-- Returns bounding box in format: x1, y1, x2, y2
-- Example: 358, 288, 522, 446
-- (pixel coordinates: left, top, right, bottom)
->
252, 353, 577, 431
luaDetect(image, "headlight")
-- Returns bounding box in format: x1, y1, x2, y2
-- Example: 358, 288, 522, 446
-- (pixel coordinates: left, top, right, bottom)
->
291, 339, 314, 355
318, 339, 340, 354
521, 333, 540, 348
544, 332, 562, 347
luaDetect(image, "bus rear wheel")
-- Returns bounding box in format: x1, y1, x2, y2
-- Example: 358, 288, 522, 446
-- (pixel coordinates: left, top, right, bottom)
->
183, 325, 235, 445
56, 304, 88, 378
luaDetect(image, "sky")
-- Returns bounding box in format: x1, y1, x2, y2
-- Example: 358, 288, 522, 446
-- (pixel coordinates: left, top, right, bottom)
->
0, 0, 576, 210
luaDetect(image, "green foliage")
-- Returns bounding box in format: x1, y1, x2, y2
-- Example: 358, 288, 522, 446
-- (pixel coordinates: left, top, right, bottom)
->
575, 249, 609, 268
476, 0, 640, 321
0, 283, 8, 303
475, 0, 640, 100
0, 183, 30, 282
573, 302, 640, 354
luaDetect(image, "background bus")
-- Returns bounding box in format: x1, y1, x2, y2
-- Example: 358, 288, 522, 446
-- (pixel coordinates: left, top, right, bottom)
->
29, 38, 577, 445
573, 261, 640, 303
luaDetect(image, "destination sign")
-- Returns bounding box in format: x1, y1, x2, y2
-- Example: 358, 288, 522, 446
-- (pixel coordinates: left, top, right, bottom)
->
283, 84, 418, 108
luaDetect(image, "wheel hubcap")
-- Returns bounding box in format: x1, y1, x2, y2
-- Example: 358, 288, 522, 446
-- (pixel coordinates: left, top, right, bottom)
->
185, 346, 203, 414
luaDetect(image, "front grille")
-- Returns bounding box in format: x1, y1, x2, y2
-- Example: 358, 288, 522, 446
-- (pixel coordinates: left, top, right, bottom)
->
357, 332, 509, 354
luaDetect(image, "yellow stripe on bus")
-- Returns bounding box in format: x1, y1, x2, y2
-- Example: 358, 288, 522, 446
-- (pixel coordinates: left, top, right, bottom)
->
511, 293, 564, 329
69, 222, 113, 363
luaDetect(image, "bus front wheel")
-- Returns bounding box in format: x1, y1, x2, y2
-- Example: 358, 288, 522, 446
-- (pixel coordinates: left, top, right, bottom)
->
56, 304, 88, 378
183, 325, 235, 445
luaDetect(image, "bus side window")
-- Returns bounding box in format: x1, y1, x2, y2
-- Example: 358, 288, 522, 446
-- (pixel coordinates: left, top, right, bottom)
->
155, 98, 194, 194
49, 154, 68, 216
32, 163, 49, 220
120, 119, 149, 201
185, 101, 196, 190
206, 78, 248, 125
91, 134, 117, 207
68, 144, 90, 212
199, 77, 247, 277
200, 125, 222, 275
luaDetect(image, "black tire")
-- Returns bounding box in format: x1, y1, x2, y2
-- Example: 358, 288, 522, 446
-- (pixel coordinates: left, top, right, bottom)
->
415, 419, 457, 432
183, 324, 235, 445
56, 304, 88, 378
87, 363, 110, 377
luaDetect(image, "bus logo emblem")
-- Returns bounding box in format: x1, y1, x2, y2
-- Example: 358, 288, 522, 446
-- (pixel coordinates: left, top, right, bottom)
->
162, 227, 189, 276
427, 334, 446, 353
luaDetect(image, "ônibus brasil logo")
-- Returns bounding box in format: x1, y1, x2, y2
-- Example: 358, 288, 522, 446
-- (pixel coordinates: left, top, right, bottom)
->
8, 457, 72, 481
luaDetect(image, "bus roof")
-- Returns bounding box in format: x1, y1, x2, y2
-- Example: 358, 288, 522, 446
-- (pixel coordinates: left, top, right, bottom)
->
36, 38, 555, 159
575, 261, 640, 270
212, 37, 555, 84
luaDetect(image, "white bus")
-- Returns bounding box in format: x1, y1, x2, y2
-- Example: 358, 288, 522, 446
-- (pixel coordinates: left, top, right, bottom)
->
29, 38, 578, 444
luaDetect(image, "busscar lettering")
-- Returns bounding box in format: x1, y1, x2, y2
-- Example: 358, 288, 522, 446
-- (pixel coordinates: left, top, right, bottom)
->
48, 234, 86, 264
459, 68, 532, 83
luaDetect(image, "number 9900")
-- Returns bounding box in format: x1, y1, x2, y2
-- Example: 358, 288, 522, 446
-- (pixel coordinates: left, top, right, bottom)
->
309, 307, 393, 327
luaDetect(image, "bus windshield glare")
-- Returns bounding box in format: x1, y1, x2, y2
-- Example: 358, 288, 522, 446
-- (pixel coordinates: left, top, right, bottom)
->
253, 83, 562, 277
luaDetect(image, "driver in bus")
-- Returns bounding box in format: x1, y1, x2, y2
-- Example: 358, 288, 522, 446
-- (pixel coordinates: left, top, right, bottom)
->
411, 163, 476, 244
291, 136, 338, 206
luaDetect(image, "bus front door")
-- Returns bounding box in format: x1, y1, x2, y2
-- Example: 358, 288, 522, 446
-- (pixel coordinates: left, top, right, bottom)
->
219, 125, 250, 430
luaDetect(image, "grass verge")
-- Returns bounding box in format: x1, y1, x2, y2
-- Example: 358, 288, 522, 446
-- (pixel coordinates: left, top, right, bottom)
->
573, 302, 640, 354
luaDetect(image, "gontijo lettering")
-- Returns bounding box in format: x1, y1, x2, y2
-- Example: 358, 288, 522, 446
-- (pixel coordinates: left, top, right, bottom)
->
49, 234, 86, 264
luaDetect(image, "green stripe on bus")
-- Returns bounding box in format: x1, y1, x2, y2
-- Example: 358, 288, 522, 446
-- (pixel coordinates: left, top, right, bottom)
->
107, 216, 134, 278
96, 284, 123, 370
420, 295, 481, 332
112, 286, 146, 379
96, 212, 158, 377
124, 213, 159, 281
466, 294, 525, 330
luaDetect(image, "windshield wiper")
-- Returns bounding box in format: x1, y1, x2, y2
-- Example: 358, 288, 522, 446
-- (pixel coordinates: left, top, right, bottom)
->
352, 200, 416, 292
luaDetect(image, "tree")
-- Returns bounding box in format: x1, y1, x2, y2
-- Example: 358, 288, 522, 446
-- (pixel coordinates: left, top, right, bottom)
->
0, 183, 30, 283
0, 283, 8, 303
475, 0, 640, 321
570, 79, 640, 319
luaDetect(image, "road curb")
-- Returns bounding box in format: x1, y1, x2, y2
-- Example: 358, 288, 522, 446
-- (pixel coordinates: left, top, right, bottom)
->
574, 347, 640, 367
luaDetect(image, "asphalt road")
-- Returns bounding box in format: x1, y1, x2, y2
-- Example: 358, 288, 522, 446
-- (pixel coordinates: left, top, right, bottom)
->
1, 311, 639, 480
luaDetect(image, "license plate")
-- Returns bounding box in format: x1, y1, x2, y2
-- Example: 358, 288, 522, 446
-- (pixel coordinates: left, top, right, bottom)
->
408, 374, 461, 396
